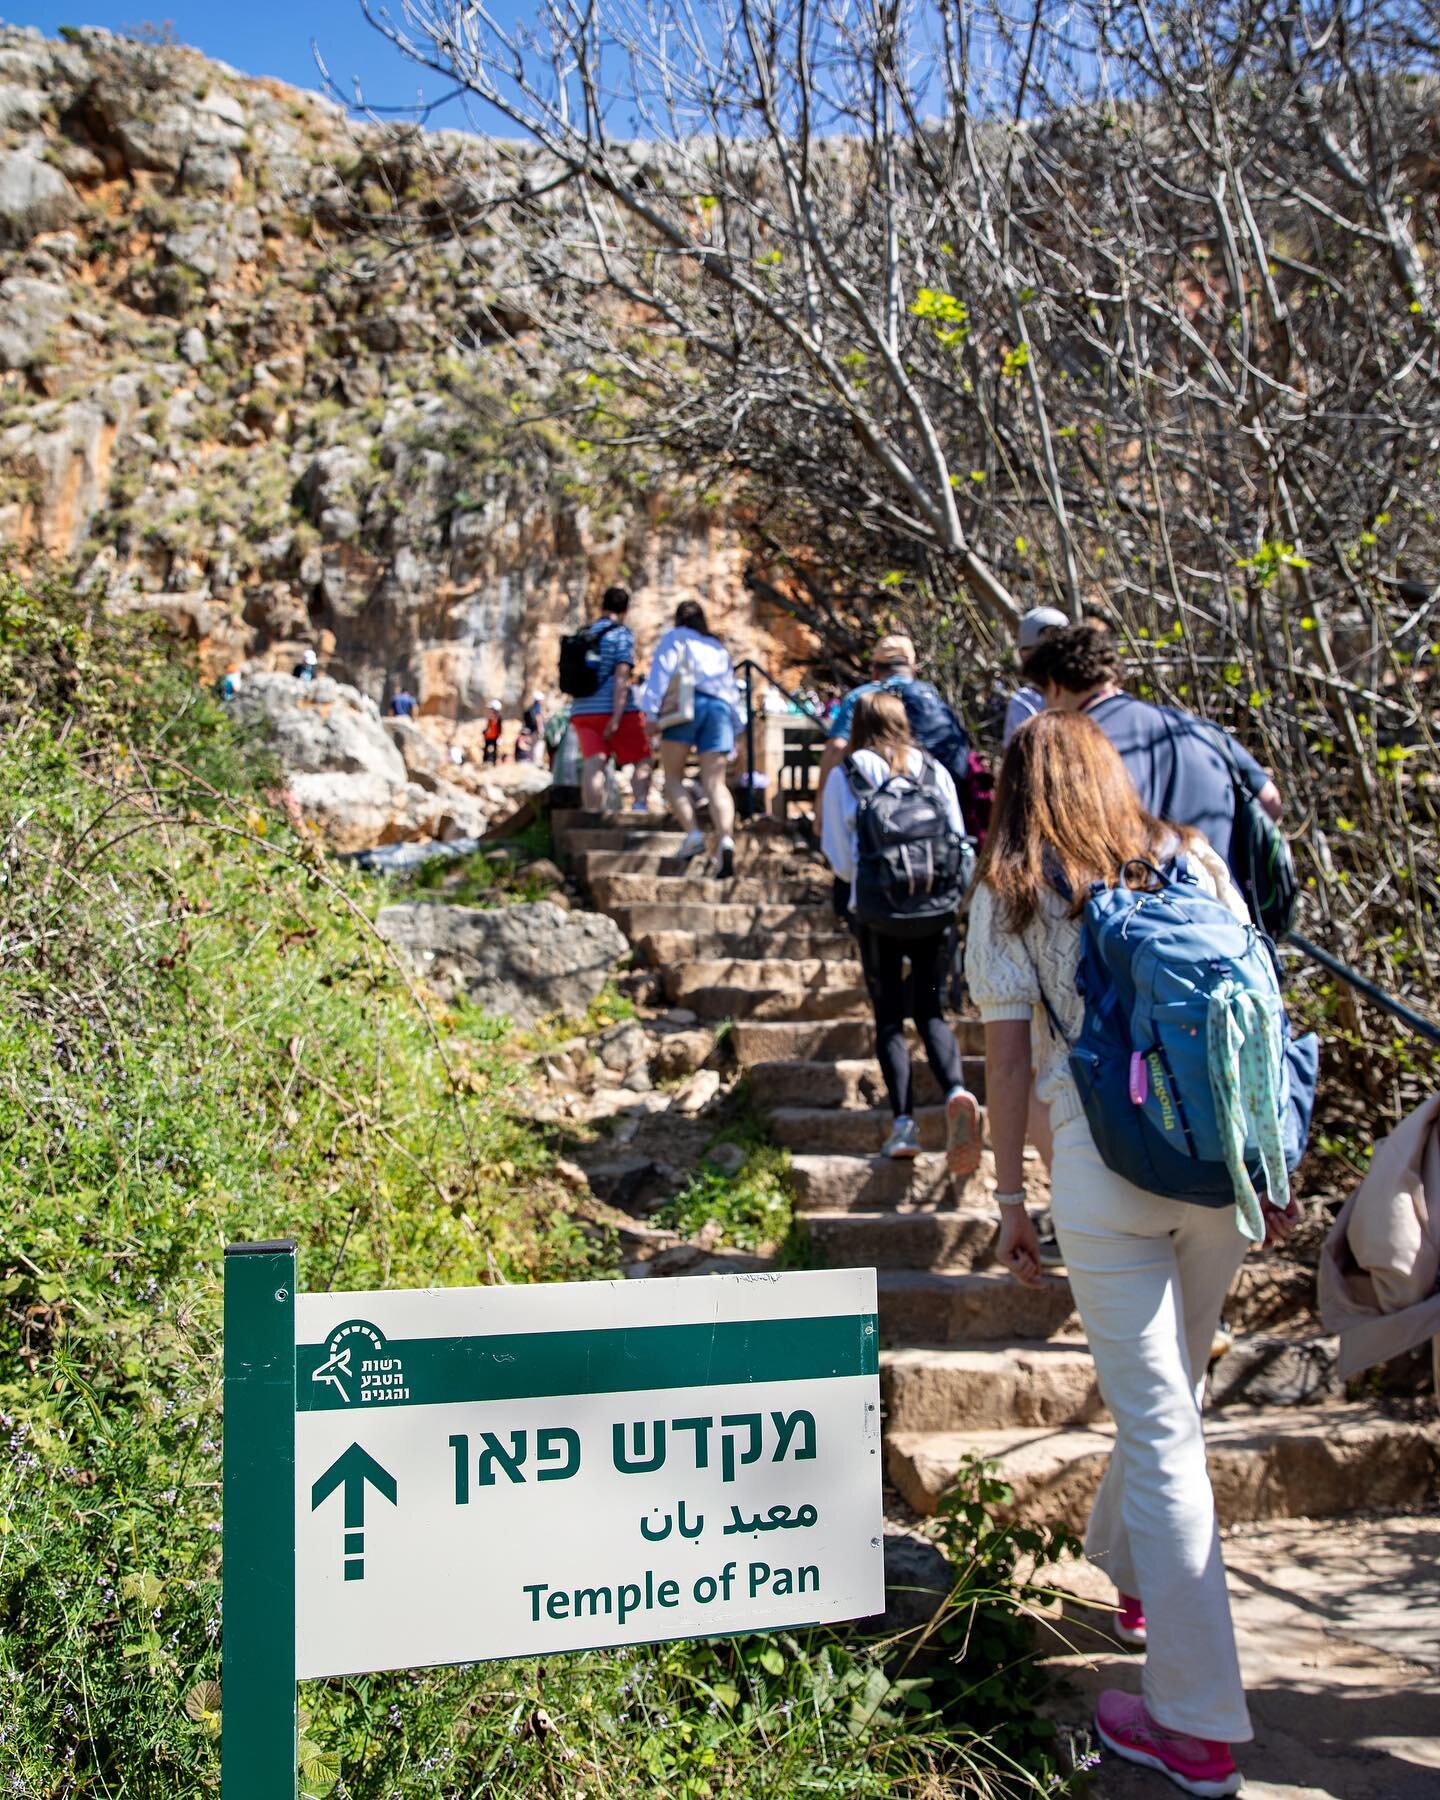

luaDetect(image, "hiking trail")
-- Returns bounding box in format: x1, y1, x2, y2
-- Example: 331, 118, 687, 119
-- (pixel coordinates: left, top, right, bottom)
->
550, 805, 1440, 1799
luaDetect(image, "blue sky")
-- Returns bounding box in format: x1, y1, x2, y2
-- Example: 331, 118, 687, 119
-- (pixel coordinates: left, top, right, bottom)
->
14, 5, 490, 123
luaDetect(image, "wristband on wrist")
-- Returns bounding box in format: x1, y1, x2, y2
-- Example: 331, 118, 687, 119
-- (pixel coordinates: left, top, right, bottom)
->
993, 1190, 1028, 1210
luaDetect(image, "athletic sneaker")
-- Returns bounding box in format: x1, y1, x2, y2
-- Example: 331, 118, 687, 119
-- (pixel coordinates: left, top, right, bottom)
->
676, 829, 706, 864
1095, 1691, 1241, 1797
710, 836, 735, 880
943, 1087, 982, 1176
1114, 1593, 1147, 1649
880, 1116, 921, 1160
1034, 1208, 1065, 1268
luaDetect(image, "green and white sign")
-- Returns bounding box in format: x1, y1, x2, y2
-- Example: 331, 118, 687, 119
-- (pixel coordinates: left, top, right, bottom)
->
222, 1242, 884, 1798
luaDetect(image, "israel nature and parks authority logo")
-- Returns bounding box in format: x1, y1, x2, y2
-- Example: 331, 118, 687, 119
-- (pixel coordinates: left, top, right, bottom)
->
310, 1320, 409, 1406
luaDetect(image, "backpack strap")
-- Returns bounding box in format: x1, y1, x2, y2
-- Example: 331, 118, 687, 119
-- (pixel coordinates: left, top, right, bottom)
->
845, 753, 916, 799
914, 751, 943, 794
843, 754, 877, 800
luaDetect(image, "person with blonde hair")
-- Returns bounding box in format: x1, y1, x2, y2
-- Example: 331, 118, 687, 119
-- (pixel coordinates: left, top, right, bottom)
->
965, 710, 1299, 1798
822, 689, 981, 1169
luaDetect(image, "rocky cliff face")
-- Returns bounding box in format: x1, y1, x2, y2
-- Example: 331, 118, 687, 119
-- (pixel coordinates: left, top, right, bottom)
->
0, 24, 810, 726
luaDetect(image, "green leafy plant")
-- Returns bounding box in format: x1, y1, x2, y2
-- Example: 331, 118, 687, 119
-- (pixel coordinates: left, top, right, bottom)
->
921, 1455, 1083, 1780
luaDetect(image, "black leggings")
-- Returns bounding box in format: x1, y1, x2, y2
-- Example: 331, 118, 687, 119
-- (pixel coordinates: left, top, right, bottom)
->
856, 925, 965, 1119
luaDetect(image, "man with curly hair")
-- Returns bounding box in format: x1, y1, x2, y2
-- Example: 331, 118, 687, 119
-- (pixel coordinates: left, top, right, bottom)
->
1025, 621, 1281, 869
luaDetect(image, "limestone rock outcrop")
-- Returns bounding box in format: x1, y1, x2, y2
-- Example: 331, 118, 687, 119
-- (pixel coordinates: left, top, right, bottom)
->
374, 900, 628, 1024
0, 23, 814, 783
229, 673, 532, 851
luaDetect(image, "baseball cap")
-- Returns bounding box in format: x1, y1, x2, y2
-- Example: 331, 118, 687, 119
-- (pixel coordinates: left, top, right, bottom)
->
1018, 606, 1068, 651
872, 632, 916, 668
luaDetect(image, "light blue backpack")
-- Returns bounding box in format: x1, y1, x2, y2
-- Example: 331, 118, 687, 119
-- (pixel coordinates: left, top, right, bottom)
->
1043, 857, 1318, 1225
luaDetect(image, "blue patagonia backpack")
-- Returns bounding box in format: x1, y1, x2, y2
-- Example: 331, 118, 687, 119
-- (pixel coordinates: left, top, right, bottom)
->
1044, 857, 1318, 1211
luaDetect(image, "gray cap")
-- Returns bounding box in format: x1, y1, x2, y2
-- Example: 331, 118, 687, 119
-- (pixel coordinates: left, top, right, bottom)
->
1018, 605, 1068, 651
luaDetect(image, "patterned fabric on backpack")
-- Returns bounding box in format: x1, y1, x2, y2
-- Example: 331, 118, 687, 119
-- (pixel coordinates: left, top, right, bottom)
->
1041, 856, 1317, 1219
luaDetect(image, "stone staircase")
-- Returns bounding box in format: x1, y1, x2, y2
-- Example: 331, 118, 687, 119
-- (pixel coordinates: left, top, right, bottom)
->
553, 808, 1440, 1535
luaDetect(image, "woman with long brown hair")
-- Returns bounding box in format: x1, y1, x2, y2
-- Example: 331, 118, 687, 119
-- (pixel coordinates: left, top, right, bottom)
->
965, 710, 1280, 1798
821, 689, 981, 1170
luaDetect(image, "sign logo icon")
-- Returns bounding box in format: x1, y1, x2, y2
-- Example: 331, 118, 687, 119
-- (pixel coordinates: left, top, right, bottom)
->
311, 1320, 406, 1406
310, 1443, 398, 1582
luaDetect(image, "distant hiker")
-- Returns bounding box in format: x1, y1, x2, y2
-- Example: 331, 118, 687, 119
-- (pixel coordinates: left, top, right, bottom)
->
218, 666, 242, 701
388, 684, 418, 719
562, 586, 653, 815
967, 710, 1303, 1798
293, 648, 318, 683
1026, 620, 1282, 879
482, 699, 504, 766
543, 702, 572, 768
641, 601, 743, 877
819, 632, 991, 841
523, 692, 545, 738
821, 689, 981, 1169
1002, 605, 1068, 746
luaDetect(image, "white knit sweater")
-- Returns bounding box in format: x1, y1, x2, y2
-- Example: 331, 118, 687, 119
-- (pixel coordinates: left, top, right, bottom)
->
964, 838, 1248, 1129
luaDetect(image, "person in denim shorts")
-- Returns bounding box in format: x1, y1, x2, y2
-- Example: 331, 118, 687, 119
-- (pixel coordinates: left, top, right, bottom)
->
640, 601, 743, 878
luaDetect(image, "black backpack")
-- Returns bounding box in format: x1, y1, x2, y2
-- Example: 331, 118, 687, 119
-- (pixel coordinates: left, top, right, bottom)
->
1217, 735, 1297, 942
1228, 769, 1297, 943
846, 752, 970, 938
558, 618, 616, 699
880, 676, 994, 842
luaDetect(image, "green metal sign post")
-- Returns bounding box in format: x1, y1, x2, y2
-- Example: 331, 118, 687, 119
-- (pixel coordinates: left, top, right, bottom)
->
222, 1240, 298, 1800
221, 1244, 883, 1798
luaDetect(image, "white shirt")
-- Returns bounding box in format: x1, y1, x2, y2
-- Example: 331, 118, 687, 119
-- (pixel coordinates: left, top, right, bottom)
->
964, 834, 1248, 1130
821, 747, 964, 907
639, 627, 742, 724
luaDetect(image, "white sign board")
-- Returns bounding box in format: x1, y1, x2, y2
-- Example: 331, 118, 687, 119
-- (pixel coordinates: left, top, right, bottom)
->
293, 1268, 884, 1677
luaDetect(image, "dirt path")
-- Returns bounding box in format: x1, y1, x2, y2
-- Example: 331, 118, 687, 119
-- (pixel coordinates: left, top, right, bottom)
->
550, 807, 1440, 1797
1042, 1516, 1440, 1798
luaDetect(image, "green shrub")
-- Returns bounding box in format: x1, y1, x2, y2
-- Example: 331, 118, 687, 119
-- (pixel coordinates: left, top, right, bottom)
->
0, 567, 1075, 1798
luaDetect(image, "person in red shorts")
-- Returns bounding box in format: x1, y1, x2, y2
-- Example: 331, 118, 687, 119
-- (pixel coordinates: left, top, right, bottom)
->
570, 586, 653, 813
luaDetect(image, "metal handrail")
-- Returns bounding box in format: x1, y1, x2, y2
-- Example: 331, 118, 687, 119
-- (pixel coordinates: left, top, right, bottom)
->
1287, 931, 1440, 1047
726, 662, 1440, 1047
733, 658, 827, 806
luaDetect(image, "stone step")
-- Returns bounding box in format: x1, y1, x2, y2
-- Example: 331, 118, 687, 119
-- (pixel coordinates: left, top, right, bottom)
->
552, 808, 678, 841
802, 1207, 998, 1271
732, 1017, 985, 1068
1222, 1260, 1317, 1334
751, 1057, 986, 1111
669, 957, 862, 992
664, 963, 868, 1023
886, 1406, 1440, 1528
606, 902, 834, 940
882, 1341, 1103, 1433
633, 929, 856, 969
877, 1260, 1317, 1351
1208, 1331, 1343, 1409
769, 1103, 959, 1155
789, 1151, 989, 1213
571, 844, 808, 878
878, 1269, 1079, 1345
881, 1334, 1344, 1434
590, 872, 828, 910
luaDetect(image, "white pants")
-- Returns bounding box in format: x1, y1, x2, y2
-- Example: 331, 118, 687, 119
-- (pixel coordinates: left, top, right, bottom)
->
1051, 1113, 1253, 1744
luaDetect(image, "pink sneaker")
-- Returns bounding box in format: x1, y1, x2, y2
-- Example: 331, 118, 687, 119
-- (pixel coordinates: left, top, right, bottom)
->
1114, 1592, 1147, 1649
1095, 1691, 1241, 1797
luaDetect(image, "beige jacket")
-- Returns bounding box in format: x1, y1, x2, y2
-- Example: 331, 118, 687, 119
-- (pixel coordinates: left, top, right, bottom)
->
1318, 1092, 1440, 1389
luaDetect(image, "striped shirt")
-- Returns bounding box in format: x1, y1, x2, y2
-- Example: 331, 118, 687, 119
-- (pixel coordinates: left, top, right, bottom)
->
570, 621, 639, 716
